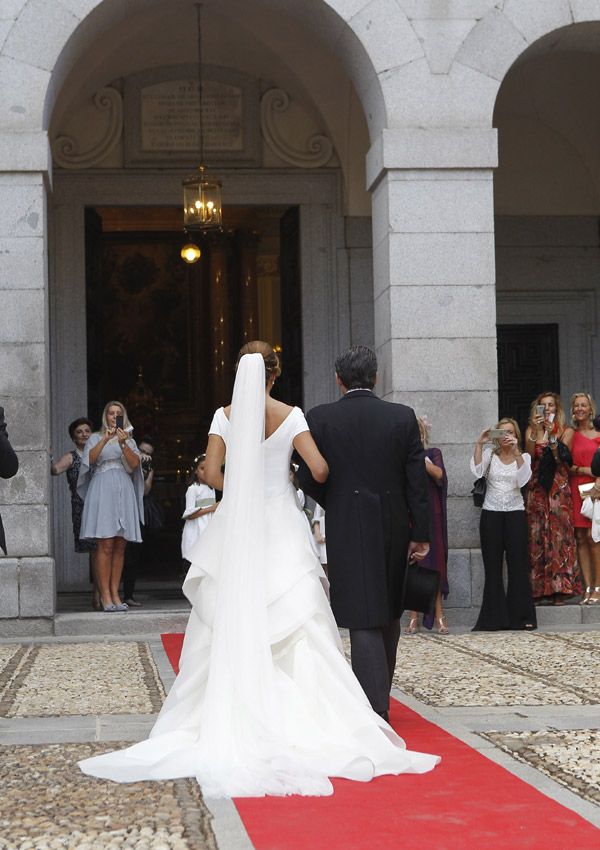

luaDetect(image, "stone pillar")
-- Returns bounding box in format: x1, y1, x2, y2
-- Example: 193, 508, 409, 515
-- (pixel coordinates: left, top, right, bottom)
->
0, 132, 55, 632
367, 129, 498, 612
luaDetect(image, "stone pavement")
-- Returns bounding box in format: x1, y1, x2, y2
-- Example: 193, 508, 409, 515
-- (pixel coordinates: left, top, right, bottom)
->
1, 622, 600, 849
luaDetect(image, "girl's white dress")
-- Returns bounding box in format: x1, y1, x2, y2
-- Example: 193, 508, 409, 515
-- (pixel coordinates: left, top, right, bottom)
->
312, 502, 327, 565
181, 482, 216, 560
79, 354, 439, 797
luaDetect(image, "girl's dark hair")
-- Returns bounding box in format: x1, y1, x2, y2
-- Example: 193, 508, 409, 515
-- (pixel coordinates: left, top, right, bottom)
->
187, 453, 206, 486
68, 417, 93, 439
236, 340, 281, 384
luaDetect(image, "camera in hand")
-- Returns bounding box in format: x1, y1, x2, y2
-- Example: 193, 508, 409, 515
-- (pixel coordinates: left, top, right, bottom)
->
115, 415, 124, 430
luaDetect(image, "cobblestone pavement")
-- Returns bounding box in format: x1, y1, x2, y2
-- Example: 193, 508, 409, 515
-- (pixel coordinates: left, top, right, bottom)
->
0, 629, 598, 848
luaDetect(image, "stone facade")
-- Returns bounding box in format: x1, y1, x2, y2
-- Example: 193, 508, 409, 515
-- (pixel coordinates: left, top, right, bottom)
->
1, 0, 600, 622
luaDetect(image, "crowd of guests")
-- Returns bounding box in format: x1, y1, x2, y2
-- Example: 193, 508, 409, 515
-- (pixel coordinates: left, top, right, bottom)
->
471, 391, 600, 632
5, 385, 599, 631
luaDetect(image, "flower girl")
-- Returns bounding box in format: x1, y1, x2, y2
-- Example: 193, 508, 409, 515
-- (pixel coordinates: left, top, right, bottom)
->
181, 454, 217, 561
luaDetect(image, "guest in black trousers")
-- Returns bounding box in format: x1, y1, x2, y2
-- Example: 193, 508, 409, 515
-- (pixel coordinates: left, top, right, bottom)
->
470, 418, 536, 631
0, 406, 19, 555
298, 346, 430, 720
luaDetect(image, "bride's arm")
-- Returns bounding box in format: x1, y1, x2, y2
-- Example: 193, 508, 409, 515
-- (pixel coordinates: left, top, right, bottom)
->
204, 434, 225, 490
293, 432, 328, 483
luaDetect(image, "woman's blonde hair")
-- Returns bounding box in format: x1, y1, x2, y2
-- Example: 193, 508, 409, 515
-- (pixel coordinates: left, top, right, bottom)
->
570, 392, 596, 426
100, 400, 132, 433
236, 341, 281, 385
494, 417, 522, 452
528, 391, 566, 432
416, 416, 429, 448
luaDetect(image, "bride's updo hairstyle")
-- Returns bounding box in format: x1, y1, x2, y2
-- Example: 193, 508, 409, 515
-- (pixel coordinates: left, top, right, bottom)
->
236, 340, 281, 385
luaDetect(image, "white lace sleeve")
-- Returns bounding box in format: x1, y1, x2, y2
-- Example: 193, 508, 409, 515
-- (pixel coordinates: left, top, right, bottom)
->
470, 447, 492, 478
516, 452, 532, 487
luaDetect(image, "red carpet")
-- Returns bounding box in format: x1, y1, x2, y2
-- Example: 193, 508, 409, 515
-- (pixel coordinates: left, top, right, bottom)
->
161, 633, 600, 849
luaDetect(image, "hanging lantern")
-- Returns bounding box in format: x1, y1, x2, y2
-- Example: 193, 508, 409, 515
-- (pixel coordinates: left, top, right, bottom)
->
183, 166, 222, 231
181, 4, 223, 241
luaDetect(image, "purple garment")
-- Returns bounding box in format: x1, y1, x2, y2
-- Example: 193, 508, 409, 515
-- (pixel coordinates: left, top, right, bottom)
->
421, 447, 449, 630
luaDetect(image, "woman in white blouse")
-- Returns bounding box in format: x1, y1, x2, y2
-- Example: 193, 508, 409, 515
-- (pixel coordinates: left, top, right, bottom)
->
470, 418, 537, 631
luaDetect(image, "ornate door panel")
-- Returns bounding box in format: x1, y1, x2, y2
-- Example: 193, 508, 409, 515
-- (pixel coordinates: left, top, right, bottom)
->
497, 323, 560, 434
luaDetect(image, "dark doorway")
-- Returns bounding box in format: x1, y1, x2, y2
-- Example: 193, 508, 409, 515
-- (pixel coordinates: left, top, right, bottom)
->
85, 205, 302, 581
497, 323, 560, 435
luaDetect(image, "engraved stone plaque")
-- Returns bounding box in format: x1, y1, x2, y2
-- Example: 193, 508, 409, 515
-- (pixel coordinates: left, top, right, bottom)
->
125, 65, 260, 167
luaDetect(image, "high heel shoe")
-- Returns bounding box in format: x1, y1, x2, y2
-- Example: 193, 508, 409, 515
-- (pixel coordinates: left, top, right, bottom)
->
581, 586, 593, 605
102, 602, 116, 612
404, 617, 419, 635
587, 586, 600, 604
436, 616, 449, 635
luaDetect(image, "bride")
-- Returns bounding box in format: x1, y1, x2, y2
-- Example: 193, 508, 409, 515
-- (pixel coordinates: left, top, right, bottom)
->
79, 341, 440, 797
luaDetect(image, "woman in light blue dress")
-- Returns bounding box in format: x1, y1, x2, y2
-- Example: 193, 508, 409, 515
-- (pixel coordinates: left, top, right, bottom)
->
78, 401, 144, 612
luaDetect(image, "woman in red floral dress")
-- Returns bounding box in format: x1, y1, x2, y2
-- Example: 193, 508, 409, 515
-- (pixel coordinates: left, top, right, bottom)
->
524, 392, 580, 605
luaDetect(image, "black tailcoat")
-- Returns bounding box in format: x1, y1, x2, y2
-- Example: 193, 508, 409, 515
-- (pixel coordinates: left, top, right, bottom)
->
0, 407, 19, 555
297, 391, 429, 629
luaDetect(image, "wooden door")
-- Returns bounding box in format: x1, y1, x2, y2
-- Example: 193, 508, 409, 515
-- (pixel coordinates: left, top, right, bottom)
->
497, 323, 560, 435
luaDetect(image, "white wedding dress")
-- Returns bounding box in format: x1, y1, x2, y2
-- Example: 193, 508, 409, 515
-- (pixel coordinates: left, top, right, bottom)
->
79, 354, 440, 797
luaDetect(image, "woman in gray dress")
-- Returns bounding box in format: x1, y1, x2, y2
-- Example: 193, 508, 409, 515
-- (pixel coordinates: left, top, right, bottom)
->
78, 401, 144, 612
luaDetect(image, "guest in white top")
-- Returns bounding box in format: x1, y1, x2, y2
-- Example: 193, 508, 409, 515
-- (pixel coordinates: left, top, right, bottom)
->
181, 454, 217, 561
470, 418, 536, 631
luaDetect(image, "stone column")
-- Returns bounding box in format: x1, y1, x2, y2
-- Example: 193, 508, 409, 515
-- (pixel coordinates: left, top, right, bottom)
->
366, 129, 498, 612
0, 132, 55, 633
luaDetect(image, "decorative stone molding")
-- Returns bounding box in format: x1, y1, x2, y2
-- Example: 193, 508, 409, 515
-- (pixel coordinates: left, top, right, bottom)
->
260, 88, 333, 169
51, 87, 123, 169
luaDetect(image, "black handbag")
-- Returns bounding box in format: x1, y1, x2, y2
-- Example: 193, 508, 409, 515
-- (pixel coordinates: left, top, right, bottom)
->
401, 560, 440, 617
471, 456, 492, 508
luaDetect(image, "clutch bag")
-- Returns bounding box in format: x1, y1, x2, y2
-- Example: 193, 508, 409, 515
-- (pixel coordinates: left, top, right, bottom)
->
579, 482, 595, 498
401, 560, 440, 617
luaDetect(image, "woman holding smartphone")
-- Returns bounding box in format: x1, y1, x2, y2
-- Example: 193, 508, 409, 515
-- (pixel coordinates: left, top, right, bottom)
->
524, 392, 579, 605
470, 419, 536, 631
78, 401, 144, 612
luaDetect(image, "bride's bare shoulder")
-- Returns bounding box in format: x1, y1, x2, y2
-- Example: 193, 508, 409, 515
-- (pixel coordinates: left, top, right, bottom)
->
268, 398, 294, 417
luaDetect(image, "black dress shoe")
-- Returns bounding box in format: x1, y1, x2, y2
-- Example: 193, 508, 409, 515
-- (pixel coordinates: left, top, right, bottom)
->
377, 710, 389, 722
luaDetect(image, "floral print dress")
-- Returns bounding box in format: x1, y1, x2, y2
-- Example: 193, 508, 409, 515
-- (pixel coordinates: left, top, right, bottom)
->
525, 442, 580, 601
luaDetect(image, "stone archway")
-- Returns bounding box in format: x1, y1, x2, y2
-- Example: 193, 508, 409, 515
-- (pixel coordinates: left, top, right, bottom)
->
3, 0, 600, 624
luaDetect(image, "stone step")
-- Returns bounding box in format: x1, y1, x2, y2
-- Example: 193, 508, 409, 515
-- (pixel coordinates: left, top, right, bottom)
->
53, 609, 192, 637
419, 603, 600, 629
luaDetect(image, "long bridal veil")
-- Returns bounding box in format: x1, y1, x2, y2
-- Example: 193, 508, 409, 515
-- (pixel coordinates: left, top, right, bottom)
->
189, 352, 291, 794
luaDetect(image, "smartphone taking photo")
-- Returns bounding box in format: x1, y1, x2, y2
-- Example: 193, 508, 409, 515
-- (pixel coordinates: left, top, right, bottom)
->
488, 428, 507, 440
115, 415, 124, 430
